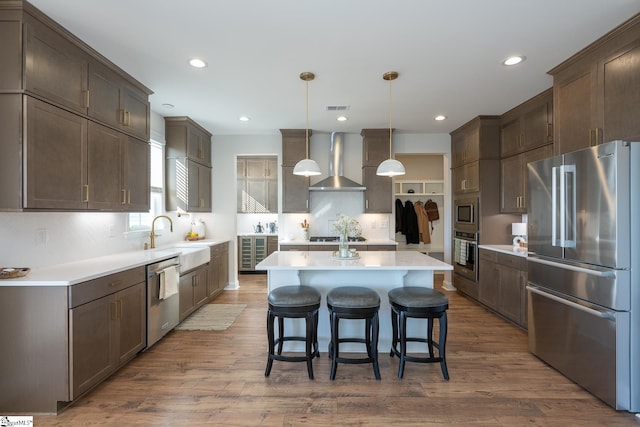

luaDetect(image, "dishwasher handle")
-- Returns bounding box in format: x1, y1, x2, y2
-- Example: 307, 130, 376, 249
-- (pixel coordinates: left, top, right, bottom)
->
527, 285, 615, 320
147, 260, 180, 277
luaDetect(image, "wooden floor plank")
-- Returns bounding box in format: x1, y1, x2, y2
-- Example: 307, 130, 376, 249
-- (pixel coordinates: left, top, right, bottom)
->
32, 273, 639, 426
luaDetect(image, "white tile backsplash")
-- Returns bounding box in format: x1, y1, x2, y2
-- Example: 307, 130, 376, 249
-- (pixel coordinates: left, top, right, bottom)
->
0, 211, 199, 269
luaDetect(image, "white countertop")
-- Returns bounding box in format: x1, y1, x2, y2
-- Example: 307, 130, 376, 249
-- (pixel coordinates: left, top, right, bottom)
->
255, 250, 452, 271
478, 244, 528, 258
279, 239, 398, 246
0, 239, 227, 287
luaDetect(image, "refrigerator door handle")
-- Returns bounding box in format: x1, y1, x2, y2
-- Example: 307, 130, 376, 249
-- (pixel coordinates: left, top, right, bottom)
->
527, 256, 616, 278
553, 164, 577, 248
562, 164, 577, 248
527, 285, 615, 320
552, 165, 560, 246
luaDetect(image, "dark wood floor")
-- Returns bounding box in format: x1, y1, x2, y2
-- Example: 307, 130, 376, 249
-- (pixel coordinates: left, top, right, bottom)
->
34, 274, 639, 426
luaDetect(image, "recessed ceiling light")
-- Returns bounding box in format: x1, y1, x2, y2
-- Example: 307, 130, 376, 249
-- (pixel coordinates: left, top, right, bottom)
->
337, 116, 348, 122
434, 115, 447, 121
239, 116, 250, 122
162, 103, 175, 109
189, 58, 207, 68
503, 56, 525, 66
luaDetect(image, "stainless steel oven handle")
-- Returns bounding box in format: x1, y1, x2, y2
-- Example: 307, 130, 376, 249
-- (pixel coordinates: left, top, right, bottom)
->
527, 257, 614, 278
527, 286, 614, 320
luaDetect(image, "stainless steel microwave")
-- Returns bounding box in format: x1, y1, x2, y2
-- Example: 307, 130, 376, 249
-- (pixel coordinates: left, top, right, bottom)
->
454, 197, 478, 232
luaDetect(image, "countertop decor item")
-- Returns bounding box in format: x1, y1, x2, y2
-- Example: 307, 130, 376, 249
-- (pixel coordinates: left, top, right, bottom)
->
333, 214, 362, 257
331, 251, 360, 260
0, 267, 30, 279
301, 219, 310, 241
512, 222, 527, 247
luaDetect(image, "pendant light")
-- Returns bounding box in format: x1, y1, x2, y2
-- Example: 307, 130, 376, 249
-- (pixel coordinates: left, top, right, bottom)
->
293, 72, 321, 177
376, 71, 406, 177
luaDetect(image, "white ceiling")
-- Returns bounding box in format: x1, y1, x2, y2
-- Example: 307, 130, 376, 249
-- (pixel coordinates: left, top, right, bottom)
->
29, 0, 640, 136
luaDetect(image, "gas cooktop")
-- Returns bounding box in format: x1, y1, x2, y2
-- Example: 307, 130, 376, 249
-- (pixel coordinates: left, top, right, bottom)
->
309, 236, 367, 242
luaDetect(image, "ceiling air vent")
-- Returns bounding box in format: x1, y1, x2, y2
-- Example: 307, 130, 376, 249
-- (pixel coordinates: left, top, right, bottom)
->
326, 105, 350, 111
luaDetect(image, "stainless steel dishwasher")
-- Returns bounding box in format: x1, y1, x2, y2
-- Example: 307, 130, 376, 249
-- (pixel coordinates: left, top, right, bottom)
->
146, 257, 180, 348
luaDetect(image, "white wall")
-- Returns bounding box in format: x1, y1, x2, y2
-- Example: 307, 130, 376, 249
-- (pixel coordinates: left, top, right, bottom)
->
0, 124, 452, 287
0, 111, 210, 269
394, 133, 452, 285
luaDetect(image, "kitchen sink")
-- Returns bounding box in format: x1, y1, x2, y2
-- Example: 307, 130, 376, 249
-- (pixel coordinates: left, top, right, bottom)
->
177, 246, 210, 271
152, 246, 210, 272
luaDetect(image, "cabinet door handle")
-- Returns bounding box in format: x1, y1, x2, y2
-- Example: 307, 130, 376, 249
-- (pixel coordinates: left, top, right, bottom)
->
120, 110, 131, 126
85, 90, 90, 109
109, 280, 123, 287
83, 185, 89, 202
111, 302, 117, 321
128, 190, 131, 205
546, 123, 552, 139
121, 189, 127, 205
595, 127, 601, 146
117, 299, 123, 320
589, 129, 596, 146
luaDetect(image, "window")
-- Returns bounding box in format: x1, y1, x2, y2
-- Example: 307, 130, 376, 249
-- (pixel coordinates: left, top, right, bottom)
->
128, 140, 165, 231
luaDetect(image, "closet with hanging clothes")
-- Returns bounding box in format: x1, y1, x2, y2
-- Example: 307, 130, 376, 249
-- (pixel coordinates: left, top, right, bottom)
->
393, 154, 445, 258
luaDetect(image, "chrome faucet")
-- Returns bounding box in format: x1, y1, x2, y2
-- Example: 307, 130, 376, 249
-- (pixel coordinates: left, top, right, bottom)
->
149, 215, 173, 249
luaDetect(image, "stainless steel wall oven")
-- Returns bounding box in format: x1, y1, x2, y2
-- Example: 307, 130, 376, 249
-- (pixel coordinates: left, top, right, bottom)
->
453, 230, 477, 282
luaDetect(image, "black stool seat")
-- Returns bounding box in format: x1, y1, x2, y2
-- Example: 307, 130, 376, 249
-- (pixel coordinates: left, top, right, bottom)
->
327, 286, 381, 380
268, 285, 322, 308
266, 285, 321, 379
388, 286, 449, 380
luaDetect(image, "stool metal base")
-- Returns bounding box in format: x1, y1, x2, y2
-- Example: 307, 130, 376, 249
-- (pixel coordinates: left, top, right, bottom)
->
266, 303, 320, 379
328, 305, 381, 380
390, 304, 449, 380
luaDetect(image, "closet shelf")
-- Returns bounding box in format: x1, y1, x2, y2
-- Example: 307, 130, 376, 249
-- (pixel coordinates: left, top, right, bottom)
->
394, 180, 444, 197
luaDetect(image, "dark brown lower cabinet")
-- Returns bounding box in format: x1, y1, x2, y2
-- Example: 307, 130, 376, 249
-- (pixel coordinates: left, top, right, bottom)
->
70, 271, 146, 398
179, 265, 209, 321
208, 242, 229, 299
478, 249, 527, 329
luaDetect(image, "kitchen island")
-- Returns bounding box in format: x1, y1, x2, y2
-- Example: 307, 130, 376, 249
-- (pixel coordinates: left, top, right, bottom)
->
255, 250, 452, 352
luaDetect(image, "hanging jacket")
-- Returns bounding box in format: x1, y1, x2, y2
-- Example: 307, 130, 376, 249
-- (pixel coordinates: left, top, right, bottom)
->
395, 198, 404, 233
403, 200, 420, 244
413, 201, 431, 244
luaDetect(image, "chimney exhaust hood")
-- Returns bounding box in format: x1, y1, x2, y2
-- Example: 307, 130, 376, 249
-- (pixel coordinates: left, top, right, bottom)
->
309, 132, 366, 191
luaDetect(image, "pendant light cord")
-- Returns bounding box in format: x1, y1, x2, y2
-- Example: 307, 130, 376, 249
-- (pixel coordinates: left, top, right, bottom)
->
388, 76, 393, 157
306, 78, 310, 158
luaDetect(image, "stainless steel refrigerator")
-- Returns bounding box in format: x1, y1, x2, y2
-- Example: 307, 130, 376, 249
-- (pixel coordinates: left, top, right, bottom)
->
527, 140, 639, 411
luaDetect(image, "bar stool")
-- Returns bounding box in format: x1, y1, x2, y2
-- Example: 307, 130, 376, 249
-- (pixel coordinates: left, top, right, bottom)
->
265, 285, 321, 379
388, 286, 449, 380
327, 286, 381, 380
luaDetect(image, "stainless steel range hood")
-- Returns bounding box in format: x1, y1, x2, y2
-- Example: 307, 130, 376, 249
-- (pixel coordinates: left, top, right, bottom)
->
309, 132, 366, 191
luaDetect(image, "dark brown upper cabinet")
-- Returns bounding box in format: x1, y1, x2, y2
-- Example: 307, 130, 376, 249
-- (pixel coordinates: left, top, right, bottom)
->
0, 1, 152, 212
550, 14, 640, 155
